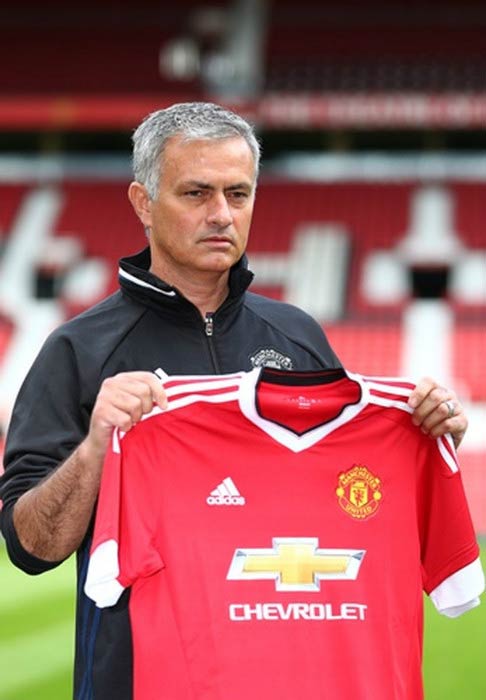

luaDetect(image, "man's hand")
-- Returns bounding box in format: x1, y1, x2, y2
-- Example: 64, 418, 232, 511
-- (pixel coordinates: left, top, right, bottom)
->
13, 371, 168, 562
86, 371, 168, 459
408, 377, 467, 449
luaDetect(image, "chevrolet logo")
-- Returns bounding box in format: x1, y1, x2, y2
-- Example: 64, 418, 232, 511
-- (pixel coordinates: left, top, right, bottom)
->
227, 537, 365, 591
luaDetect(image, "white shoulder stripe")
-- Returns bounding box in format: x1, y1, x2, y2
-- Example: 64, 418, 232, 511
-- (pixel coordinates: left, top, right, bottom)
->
437, 434, 459, 473
157, 370, 244, 384
165, 377, 243, 398
141, 389, 240, 421
366, 382, 413, 398
361, 374, 414, 383
367, 394, 413, 414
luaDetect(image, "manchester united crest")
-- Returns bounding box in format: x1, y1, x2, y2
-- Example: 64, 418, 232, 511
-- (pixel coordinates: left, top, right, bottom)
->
336, 465, 382, 520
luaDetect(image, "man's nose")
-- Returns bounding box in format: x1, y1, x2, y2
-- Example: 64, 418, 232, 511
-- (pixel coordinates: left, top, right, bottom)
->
206, 193, 233, 227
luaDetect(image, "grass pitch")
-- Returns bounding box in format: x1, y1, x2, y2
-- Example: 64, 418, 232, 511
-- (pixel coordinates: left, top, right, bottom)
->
0, 547, 75, 699
0, 542, 484, 699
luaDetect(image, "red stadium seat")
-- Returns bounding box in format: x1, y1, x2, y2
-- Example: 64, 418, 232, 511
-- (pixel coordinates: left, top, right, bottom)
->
265, 2, 486, 92
454, 325, 486, 401
324, 322, 402, 377
0, 185, 29, 240
460, 451, 486, 535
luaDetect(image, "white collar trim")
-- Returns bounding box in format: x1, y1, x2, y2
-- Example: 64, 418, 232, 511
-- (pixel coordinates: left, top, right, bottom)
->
238, 367, 370, 453
119, 267, 177, 297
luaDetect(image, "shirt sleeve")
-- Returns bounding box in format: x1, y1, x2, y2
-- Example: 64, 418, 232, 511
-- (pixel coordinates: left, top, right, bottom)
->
420, 434, 485, 616
0, 330, 90, 574
84, 427, 164, 608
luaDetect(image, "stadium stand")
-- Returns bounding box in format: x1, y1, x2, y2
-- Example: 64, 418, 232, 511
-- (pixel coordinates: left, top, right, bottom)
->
51, 181, 145, 313
0, 316, 13, 358
454, 326, 486, 402
0, 0, 231, 96
0, 185, 29, 239
451, 183, 486, 251
0, 185, 27, 392
0, 314, 15, 427
53, 182, 142, 261
460, 451, 486, 534
324, 323, 402, 377
265, 1, 486, 92
8, 179, 479, 320
2, 0, 485, 106
48, 178, 486, 315
0, 177, 480, 404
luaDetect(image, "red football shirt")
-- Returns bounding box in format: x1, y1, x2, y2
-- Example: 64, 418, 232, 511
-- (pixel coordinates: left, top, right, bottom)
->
86, 368, 484, 700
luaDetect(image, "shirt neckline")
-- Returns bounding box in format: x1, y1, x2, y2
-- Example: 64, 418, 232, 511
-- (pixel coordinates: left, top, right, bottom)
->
238, 367, 370, 453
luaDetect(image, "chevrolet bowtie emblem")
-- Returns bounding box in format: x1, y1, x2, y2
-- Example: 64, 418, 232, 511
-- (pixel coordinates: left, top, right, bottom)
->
227, 537, 365, 591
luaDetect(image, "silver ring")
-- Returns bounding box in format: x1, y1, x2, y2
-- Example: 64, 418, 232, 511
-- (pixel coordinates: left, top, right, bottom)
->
444, 400, 455, 419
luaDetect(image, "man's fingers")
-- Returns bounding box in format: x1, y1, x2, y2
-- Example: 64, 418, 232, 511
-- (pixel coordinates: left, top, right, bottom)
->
87, 372, 169, 455
126, 373, 168, 410
408, 379, 453, 426
407, 376, 467, 449
144, 374, 168, 410
103, 373, 167, 409
408, 377, 448, 411
422, 408, 467, 449
97, 405, 143, 434
93, 372, 168, 430
417, 399, 461, 433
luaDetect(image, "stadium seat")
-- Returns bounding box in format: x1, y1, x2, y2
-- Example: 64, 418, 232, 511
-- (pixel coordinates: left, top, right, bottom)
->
265, 2, 486, 92
460, 451, 486, 534
324, 322, 402, 377
453, 325, 486, 401
0, 185, 29, 240
0, 316, 14, 359
0, 1, 213, 95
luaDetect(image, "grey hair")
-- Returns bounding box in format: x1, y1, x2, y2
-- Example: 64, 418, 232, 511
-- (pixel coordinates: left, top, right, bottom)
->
132, 102, 261, 200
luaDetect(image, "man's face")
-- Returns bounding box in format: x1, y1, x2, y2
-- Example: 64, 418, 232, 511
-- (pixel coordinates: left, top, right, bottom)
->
140, 135, 256, 281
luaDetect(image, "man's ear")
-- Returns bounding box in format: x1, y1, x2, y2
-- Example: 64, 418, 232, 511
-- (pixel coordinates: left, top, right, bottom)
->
128, 182, 152, 228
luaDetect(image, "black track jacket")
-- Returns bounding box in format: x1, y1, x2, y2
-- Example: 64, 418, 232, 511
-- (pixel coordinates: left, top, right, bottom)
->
0, 247, 341, 700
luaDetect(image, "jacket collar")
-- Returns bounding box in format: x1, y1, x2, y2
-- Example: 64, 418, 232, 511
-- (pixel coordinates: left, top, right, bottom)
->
118, 247, 254, 318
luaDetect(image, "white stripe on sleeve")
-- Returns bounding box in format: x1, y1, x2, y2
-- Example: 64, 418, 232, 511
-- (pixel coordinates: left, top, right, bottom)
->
430, 557, 485, 618
84, 539, 125, 608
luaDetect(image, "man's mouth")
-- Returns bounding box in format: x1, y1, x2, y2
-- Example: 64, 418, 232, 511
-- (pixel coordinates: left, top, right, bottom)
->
201, 235, 233, 245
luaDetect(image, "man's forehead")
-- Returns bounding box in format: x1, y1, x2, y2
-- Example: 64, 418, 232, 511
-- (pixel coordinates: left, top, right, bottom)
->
160, 135, 256, 184
166, 132, 248, 149
162, 134, 253, 163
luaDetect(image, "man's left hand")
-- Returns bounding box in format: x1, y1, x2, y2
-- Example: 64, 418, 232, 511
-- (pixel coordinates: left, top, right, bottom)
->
408, 377, 467, 449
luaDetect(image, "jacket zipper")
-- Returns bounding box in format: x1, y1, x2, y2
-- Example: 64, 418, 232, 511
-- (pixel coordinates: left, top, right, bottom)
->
205, 312, 214, 337
204, 312, 220, 372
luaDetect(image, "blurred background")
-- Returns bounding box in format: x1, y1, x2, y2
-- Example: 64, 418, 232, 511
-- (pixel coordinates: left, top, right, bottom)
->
0, 0, 485, 698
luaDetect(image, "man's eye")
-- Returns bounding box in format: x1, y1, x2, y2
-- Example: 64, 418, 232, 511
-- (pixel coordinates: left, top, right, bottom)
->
230, 191, 249, 200
186, 190, 202, 197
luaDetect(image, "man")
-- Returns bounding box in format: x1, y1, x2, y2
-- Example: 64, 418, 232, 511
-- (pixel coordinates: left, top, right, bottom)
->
0, 102, 468, 699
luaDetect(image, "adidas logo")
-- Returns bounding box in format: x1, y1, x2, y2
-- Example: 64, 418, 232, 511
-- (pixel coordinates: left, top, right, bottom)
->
207, 477, 246, 506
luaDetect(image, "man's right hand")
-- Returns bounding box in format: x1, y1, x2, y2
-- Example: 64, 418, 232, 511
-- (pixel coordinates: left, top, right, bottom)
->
85, 371, 168, 459
13, 371, 167, 562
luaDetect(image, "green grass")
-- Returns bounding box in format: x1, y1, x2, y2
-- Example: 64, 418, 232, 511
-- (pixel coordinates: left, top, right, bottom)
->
0, 542, 484, 699
0, 546, 75, 700
423, 540, 486, 699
